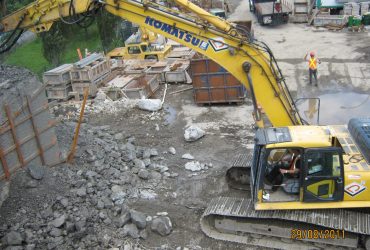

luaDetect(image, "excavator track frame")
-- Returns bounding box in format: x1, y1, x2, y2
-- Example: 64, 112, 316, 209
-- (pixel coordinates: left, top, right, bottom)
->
201, 197, 370, 249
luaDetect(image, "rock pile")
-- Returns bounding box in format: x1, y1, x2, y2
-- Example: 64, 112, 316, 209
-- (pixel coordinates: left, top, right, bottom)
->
0, 122, 176, 249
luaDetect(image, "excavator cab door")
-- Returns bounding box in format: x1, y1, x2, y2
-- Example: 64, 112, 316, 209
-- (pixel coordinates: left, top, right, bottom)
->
302, 148, 344, 202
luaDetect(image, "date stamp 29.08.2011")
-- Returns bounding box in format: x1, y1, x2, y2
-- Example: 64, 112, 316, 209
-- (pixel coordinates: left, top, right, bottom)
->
291, 229, 345, 240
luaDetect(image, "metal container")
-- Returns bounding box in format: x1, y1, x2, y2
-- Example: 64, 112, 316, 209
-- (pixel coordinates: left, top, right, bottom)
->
43, 64, 72, 86
190, 59, 245, 104
123, 74, 160, 99
363, 13, 370, 24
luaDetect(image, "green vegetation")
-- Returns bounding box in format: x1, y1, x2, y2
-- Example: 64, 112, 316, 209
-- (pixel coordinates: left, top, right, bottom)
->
4, 23, 103, 77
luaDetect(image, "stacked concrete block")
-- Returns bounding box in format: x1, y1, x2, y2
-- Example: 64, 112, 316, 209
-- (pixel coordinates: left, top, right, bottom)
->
361, 2, 370, 14
344, 2, 360, 15
43, 64, 73, 101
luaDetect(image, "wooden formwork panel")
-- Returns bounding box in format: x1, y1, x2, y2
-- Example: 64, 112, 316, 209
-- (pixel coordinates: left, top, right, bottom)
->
123, 74, 160, 99
70, 59, 111, 82
0, 86, 61, 181
46, 84, 73, 101
43, 64, 73, 85
72, 82, 98, 97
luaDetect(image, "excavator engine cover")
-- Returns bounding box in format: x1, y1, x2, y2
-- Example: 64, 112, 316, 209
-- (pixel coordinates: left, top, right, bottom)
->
348, 118, 370, 164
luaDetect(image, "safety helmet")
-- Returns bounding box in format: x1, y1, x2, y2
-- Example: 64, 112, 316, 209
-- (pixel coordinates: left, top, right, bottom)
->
310, 51, 315, 57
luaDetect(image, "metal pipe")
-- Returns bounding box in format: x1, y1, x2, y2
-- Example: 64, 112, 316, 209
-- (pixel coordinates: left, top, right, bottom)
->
67, 88, 89, 163
172, 0, 233, 33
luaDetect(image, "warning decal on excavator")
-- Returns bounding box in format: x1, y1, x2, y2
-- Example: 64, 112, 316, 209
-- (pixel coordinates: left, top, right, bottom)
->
209, 37, 228, 52
344, 182, 366, 196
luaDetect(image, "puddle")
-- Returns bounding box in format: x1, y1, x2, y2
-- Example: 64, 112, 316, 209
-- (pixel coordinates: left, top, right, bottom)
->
297, 92, 370, 125
164, 105, 177, 125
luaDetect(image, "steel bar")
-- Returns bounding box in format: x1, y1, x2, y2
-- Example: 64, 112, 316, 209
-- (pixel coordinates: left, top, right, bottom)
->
4, 104, 25, 168
67, 88, 89, 163
74, 53, 103, 68
26, 96, 45, 165
0, 141, 10, 180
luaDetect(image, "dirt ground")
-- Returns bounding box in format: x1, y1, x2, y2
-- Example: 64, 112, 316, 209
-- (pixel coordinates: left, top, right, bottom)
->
1, 0, 370, 249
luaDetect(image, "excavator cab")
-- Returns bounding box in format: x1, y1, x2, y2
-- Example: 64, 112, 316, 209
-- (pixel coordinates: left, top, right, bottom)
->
252, 127, 345, 209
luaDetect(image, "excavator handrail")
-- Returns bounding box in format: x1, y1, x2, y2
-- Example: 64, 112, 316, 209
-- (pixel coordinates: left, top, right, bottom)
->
0, 0, 303, 127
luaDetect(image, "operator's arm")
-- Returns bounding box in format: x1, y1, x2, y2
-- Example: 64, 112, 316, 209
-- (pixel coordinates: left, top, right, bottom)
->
303, 53, 308, 61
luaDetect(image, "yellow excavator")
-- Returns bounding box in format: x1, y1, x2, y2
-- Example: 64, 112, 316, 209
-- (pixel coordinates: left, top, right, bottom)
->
107, 26, 172, 60
1, 0, 370, 249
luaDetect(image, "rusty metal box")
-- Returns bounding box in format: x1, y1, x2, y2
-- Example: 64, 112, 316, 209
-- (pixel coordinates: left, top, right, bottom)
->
190, 59, 245, 104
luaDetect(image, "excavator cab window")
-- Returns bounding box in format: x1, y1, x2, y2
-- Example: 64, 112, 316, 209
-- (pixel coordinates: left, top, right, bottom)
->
140, 45, 149, 52
302, 148, 344, 202
128, 46, 141, 54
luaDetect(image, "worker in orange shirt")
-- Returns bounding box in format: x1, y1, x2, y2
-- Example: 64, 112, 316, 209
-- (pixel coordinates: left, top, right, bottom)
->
304, 51, 321, 86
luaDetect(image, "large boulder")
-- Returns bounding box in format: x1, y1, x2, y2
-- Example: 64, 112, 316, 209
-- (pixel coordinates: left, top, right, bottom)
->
123, 224, 139, 238
27, 164, 45, 180
137, 99, 162, 112
184, 126, 205, 142
151, 217, 172, 236
130, 210, 147, 229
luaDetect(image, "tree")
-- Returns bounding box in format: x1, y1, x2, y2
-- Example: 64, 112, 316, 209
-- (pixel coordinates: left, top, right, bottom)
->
96, 9, 122, 52
41, 22, 66, 66
0, 0, 6, 17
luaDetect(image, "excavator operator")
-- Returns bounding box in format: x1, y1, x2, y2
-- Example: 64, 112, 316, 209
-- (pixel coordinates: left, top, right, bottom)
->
265, 149, 301, 191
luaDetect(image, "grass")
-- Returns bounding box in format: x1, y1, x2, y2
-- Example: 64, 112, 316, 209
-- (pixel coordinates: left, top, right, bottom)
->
4, 23, 103, 78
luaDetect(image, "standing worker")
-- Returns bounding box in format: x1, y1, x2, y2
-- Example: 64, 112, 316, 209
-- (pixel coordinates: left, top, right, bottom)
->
304, 51, 321, 86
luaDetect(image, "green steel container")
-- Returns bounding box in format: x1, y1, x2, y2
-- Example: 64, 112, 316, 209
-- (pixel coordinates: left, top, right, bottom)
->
363, 14, 370, 25
348, 15, 354, 26
353, 17, 362, 26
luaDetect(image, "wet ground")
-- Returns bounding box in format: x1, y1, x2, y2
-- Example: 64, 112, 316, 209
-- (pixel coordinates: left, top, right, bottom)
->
297, 92, 370, 125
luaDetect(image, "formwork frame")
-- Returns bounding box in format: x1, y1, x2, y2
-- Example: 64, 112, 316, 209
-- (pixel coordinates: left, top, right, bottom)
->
0, 86, 61, 181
